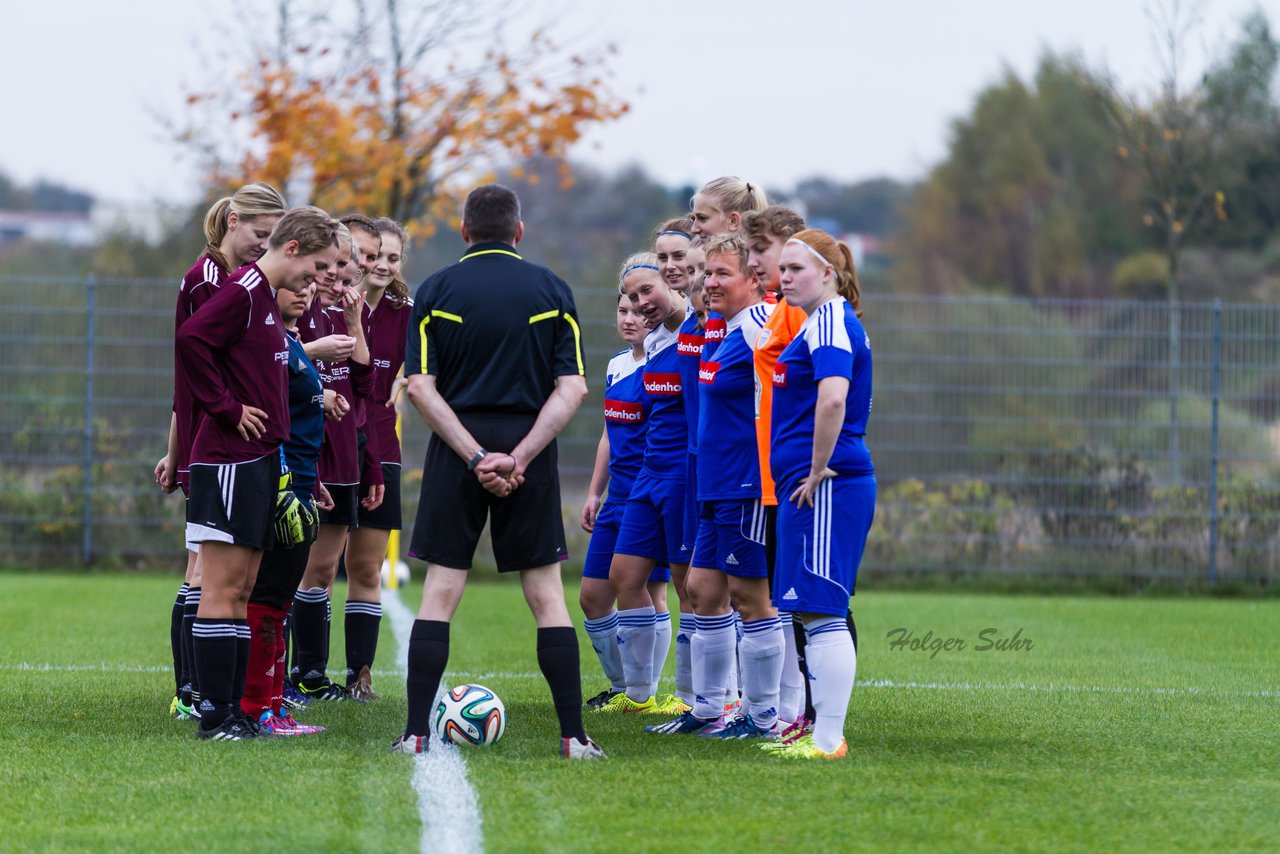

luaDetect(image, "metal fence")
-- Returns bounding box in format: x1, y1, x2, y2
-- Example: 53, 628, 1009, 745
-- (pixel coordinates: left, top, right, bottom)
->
3, 275, 1277, 582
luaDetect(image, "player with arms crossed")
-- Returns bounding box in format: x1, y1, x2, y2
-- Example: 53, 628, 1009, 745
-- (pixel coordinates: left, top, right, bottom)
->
767, 229, 874, 760
395, 184, 602, 759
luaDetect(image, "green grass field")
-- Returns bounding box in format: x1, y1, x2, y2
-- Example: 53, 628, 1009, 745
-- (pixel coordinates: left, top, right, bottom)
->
2, 573, 1277, 852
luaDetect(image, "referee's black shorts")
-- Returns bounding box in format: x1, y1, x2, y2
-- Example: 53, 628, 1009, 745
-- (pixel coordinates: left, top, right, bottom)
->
409, 412, 567, 573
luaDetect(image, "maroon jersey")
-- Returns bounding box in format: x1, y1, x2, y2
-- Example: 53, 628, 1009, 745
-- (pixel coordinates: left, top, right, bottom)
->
172, 253, 230, 487
176, 264, 290, 465
364, 295, 412, 466
300, 302, 375, 485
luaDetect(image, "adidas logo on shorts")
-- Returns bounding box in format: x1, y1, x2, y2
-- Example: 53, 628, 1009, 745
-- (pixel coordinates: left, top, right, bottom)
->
725, 554, 739, 566
782, 588, 798, 601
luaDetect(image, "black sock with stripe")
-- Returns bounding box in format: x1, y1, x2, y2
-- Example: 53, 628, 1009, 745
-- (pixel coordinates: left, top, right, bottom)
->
344, 600, 383, 685
170, 583, 188, 697
291, 588, 330, 688
183, 587, 201, 704
192, 618, 238, 729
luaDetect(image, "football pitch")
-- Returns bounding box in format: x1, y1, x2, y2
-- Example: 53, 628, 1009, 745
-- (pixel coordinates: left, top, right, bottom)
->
2, 573, 1276, 852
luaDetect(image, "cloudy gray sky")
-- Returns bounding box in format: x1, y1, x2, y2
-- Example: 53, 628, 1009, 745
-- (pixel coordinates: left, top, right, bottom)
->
3, 0, 1271, 203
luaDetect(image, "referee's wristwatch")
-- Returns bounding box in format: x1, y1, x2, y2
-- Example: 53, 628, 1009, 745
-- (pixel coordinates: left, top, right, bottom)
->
466, 449, 489, 472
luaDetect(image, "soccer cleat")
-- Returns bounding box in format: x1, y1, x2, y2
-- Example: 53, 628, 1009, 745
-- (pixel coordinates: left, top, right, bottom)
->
196, 715, 255, 741
584, 688, 622, 710
297, 680, 347, 702
276, 711, 325, 734
760, 717, 814, 751
653, 694, 691, 715
281, 680, 310, 711
391, 733, 431, 755
347, 666, 381, 703
644, 710, 720, 735
173, 698, 197, 720
561, 735, 607, 760
699, 713, 783, 740
168, 696, 179, 717
594, 693, 656, 714
774, 734, 848, 760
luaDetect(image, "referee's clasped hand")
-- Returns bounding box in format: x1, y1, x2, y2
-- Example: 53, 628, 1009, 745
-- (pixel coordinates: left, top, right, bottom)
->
475, 453, 524, 497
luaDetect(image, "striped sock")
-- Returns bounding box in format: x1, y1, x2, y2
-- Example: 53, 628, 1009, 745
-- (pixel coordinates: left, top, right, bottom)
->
804, 617, 856, 753
777, 611, 805, 723
171, 582, 188, 696
692, 612, 735, 720
740, 616, 785, 728
183, 587, 201, 704
583, 611, 625, 692
616, 606, 656, 703
650, 611, 672, 698
291, 587, 330, 687
675, 611, 695, 706
192, 618, 238, 728
344, 599, 383, 685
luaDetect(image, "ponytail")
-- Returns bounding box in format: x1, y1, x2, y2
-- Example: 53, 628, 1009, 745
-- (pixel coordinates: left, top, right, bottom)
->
200, 182, 286, 272
202, 197, 234, 271
789, 228, 863, 318
835, 241, 862, 317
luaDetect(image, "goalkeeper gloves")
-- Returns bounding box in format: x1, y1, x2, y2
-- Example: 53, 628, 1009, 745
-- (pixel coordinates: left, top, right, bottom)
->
274, 472, 317, 548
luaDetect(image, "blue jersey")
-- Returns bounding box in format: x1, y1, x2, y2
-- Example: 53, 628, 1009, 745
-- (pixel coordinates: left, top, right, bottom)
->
602, 349, 649, 502
283, 331, 325, 495
675, 312, 704, 454
639, 323, 687, 480
770, 297, 874, 492
697, 304, 773, 500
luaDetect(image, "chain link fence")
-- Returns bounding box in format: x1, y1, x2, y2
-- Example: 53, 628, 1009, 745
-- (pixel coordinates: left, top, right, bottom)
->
3, 276, 1277, 583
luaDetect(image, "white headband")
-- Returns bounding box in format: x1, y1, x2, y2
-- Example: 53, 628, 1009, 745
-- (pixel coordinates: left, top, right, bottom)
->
786, 238, 831, 267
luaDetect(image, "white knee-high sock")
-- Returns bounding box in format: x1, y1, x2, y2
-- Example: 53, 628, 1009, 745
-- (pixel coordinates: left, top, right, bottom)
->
777, 611, 804, 723
583, 611, 624, 692
650, 611, 672, 698
726, 612, 741, 711
692, 612, 735, 720
739, 617, 784, 728
804, 617, 857, 753
675, 610, 695, 705
616, 606, 656, 702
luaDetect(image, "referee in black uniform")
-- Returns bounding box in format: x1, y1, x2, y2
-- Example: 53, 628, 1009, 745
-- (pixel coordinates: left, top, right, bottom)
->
393, 184, 605, 759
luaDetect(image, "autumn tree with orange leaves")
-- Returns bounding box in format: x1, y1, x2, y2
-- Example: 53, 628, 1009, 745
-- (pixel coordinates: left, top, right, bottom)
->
179, 0, 628, 238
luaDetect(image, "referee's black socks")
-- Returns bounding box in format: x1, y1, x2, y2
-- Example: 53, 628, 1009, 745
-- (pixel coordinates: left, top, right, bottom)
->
537, 626, 587, 743
405, 620, 450, 737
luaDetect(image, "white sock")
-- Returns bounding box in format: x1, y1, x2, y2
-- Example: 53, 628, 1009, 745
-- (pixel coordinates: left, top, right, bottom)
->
616, 606, 656, 702
804, 617, 857, 753
726, 612, 741, 711
692, 612, 735, 720
739, 617, 784, 728
675, 611, 695, 705
582, 611, 624, 692
777, 611, 804, 722
650, 611, 672, 698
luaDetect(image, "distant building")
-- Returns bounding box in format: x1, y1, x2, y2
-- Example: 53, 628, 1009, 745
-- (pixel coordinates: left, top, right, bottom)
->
0, 210, 96, 246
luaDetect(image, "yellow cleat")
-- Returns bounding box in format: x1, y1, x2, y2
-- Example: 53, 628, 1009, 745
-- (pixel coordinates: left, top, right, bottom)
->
653, 694, 692, 715
595, 693, 657, 714
774, 735, 848, 760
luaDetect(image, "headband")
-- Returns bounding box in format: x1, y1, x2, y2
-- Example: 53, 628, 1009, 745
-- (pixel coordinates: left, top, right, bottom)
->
623, 264, 660, 275
786, 238, 831, 267
657, 230, 691, 239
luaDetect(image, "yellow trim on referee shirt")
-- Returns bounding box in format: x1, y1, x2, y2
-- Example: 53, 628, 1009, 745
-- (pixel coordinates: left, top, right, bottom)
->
528, 309, 559, 324
562, 312, 585, 375
459, 249, 523, 261
418, 316, 430, 374
431, 309, 463, 323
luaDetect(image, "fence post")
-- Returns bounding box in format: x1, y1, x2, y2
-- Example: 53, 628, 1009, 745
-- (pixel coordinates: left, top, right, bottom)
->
1207, 300, 1222, 584
82, 273, 96, 565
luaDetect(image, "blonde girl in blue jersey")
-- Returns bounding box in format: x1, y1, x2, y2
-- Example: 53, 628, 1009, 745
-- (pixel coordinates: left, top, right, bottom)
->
766, 228, 874, 760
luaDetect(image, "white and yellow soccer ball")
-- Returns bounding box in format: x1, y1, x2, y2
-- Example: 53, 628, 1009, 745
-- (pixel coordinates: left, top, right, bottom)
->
434, 684, 507, 746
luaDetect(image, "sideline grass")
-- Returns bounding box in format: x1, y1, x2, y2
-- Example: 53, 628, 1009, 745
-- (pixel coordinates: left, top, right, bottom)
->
2, 573, 1277, 852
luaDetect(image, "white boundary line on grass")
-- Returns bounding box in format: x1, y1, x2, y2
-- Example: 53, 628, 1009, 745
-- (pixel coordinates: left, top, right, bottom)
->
5, 662, 1276, 701
384, 590, 484, 854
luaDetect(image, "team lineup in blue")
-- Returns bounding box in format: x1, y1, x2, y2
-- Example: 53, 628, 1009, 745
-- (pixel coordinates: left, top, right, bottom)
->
154, 176, 874, 761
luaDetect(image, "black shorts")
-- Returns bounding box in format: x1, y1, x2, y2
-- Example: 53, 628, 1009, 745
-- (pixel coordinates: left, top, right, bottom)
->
186, 453, 279, 551
409, 412, 567, 573
250, 536, 313, 609
764, 503, 778, 591
320, 483, 360, 529
358, 463, 402, 530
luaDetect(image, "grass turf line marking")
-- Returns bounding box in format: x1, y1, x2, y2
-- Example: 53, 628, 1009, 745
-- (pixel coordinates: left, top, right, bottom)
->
6, 662, 1277, 701
384, 591, 484, 854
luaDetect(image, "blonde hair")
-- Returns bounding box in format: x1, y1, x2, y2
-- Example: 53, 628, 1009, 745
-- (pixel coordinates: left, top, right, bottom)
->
202, 182, 286, 270
617, 251, 661, 296
373, 217, 411, 302
335, 223, 358, 258
789, 228, 862, 316
703, 233, 751, 276
693, 176, 768, 217
269, 206, 341, 255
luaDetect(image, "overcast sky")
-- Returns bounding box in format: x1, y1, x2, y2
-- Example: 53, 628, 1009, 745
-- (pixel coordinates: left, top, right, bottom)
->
2, 0, 1272, 205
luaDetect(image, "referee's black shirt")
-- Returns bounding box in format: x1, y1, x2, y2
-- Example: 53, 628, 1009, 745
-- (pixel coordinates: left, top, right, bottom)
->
405, 241, 586, 414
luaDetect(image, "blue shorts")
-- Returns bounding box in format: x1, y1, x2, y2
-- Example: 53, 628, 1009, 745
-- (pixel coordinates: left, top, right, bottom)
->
614, 471, 688, 567
583, 499, 671, 582
773, 476, 875, 615
691, 498, 768, 579
681, 453, 699, 557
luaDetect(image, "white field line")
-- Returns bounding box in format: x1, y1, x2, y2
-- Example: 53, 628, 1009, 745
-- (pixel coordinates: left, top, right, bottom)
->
384, 590, 484, 854
6, 662, 1276, 701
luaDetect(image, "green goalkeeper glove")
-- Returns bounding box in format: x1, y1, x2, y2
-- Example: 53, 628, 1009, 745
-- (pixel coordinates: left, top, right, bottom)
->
274, 470, 317, 548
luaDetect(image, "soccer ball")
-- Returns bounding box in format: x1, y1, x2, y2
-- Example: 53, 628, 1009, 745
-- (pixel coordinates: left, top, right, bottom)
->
434, 684, 506, 746
380, 559, 410, 587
